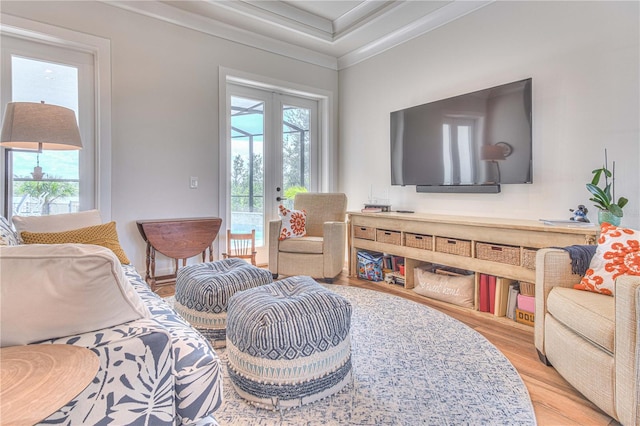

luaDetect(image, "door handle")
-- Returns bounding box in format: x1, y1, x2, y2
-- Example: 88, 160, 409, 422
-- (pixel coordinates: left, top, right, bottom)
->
276, 196, 287, 202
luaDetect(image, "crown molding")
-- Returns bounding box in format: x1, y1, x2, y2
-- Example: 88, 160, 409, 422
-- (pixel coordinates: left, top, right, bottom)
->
338, 0, 493, 69
102, 1, 493, 71
102, 0, 339, 70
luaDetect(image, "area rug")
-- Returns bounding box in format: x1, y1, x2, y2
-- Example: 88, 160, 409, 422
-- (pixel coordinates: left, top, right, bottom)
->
168, 284, 536, 425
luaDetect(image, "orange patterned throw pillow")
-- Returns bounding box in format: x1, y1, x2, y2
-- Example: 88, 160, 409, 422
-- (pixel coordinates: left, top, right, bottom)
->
574, 223, 640, 296
278, 205, 307, 241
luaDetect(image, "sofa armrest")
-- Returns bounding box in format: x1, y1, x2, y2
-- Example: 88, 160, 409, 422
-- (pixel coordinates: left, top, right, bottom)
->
614, 274, 640, 426
322, 221, 346, 279
268, 219, 282, 275
535, 248, 584, 358
44, 319, 175, 425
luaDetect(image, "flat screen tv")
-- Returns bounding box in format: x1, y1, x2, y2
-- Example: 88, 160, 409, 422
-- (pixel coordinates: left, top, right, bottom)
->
390, 78, 532, 193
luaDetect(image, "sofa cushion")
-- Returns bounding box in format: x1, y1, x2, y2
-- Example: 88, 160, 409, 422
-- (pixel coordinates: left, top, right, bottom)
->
547, 286, 615, 353
575, 223, 640, 296
278, 235, 323, 254
0, 243, 148, 347
12, 209, 102, 242
21, 221, 130, 264
278, 205, 307, 240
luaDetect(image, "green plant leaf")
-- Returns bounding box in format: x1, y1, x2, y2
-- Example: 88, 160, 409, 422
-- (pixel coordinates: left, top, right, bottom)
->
586, 184, 610, 207
618, 197, 629, 209
590, 169, 602, 185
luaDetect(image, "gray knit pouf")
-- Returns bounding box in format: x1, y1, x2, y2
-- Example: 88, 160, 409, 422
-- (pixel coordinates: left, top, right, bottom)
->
174, 258, 273, 348
226, 276, 352, 410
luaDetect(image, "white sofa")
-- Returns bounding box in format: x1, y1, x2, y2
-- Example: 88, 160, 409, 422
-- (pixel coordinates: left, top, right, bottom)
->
0, 214, 223, 425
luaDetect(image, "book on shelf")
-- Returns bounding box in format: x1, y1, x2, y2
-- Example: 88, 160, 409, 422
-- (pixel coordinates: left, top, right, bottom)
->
506, 282, 520, 320
517, 294, 535, 314
391, 256, 404, 272
494, 278, 515, 317
479, 274, 490, 312
488, 275, 497, 314
361, 207, 383, 213
539, 219, 595, 227
363, 204, 391, 212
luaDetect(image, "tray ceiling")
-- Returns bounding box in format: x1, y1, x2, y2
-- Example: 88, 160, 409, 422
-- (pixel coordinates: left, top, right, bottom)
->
105, 0, 493, 69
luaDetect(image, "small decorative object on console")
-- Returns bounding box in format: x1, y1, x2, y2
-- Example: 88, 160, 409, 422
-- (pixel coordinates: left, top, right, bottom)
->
569, 204, 590, 223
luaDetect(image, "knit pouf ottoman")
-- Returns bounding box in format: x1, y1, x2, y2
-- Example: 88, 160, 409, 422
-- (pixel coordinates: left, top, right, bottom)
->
174, 258, 273, 348
226, 276, 353, 410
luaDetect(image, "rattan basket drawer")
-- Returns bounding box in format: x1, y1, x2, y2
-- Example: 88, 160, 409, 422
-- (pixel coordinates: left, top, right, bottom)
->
353, 226, 375, 241
376, 229, 401, 245
435, 237, 472, 257
521, 248, 538, 270
405, 233, 433, 250
476, 242, 521, 266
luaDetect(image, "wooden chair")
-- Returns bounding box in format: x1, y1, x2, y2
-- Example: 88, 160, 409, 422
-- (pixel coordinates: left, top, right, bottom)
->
222, 229, 257, 266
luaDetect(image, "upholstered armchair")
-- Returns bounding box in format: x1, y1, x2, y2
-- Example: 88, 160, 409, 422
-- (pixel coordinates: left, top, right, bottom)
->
269, 193, 347, 283
534, 248, 639, 425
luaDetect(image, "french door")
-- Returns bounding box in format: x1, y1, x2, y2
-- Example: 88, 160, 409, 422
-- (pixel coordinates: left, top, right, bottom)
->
226, 83, 319, 264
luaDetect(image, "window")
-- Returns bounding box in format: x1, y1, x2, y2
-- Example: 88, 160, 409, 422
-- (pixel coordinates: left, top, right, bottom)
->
0, 15, 111, 221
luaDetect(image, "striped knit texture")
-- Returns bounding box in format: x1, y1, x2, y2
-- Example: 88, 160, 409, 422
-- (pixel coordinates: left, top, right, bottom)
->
20, 221, 130, 264
174, 258, 273, 348
226, 276, 352, 409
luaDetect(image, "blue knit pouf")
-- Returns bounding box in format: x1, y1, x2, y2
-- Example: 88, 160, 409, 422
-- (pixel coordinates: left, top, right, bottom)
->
226, 276, 353, 410
174, 258, 273, 348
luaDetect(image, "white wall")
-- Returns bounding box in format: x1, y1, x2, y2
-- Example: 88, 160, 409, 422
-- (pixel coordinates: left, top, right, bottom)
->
1, 1, 339, 272
339, 1, 640, 229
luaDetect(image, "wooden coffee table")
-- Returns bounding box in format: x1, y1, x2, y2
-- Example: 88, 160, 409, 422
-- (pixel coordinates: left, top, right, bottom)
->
1, 344, 99, 424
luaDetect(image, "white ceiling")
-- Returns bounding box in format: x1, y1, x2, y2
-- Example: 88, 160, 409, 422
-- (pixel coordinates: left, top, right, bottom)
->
105, 0, 493, 70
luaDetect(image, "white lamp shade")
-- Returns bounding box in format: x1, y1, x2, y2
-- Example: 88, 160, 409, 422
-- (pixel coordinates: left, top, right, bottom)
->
1, 102, 83, 150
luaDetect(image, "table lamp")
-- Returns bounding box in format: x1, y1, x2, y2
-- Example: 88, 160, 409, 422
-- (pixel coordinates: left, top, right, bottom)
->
1, 101, 83, 180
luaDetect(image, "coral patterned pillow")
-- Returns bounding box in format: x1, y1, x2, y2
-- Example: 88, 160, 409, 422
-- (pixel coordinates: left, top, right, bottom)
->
278, 205, 307, 241
574, 223, 640, 296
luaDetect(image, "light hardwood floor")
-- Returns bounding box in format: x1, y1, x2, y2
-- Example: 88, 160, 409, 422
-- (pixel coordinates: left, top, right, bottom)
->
156, 271, 619, 426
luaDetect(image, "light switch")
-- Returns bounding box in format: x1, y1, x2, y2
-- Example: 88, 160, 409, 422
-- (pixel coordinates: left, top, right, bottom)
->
190, 176, 198, 189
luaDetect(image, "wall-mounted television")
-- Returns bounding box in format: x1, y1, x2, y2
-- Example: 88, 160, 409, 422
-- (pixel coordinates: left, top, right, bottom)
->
390, 78, 532, 193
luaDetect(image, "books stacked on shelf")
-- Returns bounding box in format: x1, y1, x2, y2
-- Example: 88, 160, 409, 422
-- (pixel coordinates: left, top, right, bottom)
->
478, 274, 515, 316
384, 271, 405, 286
515, 281, 535, 326
382, 254, 405, 285
362, 204, 391, 213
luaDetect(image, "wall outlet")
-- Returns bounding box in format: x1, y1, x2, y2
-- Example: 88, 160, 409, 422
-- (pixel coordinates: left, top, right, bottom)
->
190, 176, 198, 189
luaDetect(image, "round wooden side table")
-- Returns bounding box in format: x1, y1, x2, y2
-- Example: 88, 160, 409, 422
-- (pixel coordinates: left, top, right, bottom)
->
1, 344, 100, 425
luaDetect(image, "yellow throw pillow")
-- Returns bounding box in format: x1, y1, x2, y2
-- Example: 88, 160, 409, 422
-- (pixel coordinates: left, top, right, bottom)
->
21, 221, 130, 264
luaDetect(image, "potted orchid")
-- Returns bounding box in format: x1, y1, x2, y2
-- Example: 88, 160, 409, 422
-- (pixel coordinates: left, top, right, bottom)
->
586, 149, 628, 226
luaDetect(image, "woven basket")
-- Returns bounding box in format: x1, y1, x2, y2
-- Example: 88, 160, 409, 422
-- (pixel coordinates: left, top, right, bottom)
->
376, 229, 401, 245
520, 281, 535, 296
476, 242, 520, 266
521, 248, 538, 270
405, 233, 433, 250
435, 237, 472, 257
354, 226, 375, 241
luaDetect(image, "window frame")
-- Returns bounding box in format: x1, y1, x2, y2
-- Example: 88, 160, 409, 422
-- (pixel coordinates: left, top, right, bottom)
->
0, 14, 112, 220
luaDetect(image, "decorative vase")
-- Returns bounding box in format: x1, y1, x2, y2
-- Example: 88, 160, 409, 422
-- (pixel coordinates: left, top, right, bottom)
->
598, 210, 621, 226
